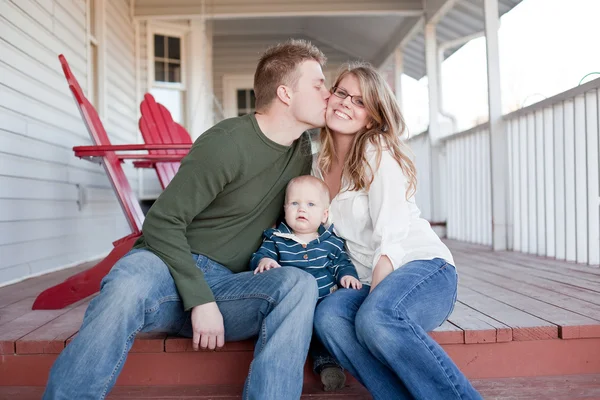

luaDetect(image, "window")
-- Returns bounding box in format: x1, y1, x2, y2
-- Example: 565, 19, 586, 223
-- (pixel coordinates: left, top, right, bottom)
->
236, 89, 255, 116
153, 35, 182, 84
87, 0, 103, 110
149, 29, 186, 124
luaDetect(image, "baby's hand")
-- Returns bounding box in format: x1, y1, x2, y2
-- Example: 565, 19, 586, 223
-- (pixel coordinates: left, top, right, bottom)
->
254, 258, 281, 274
340, 275, 362, 290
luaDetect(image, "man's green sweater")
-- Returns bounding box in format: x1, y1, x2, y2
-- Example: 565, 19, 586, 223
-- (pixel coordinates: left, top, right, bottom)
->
133, 114, 312, 310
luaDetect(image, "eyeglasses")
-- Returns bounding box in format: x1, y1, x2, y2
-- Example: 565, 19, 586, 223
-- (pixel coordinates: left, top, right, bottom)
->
331, 87, 365, 108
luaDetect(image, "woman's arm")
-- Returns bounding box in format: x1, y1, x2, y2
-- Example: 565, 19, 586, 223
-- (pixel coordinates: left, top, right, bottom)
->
370, 255, 394, 292
368, 149, 412, 276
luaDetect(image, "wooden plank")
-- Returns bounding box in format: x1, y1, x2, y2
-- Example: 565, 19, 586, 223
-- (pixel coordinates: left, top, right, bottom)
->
15, 301, 89, 354
534, 110, 546, 256
458, 252, 600, 316
587, 90, 600, 265
0, 297, 36, 327
563, 99, 577, 262
0, 309, 68, 353
507, 120, 515, 250
446, 302, 509, 343
471, 374, 600, 399
543, 107, 556, 258
0, 262, 92, 307
526, 113, 537, 255
457, 285, 556, 341
430, 320, 464, 344
518, 115, 529, 252
457, 271, 600, 339
482, 253, 600, 290
553, 102, 566, 260
447, 239, 600, 277
574, 94, 589, 264
165, 337, 255, 353
482, 131, 492, 245
459, 252, 600, 306
131, 332, 167, 353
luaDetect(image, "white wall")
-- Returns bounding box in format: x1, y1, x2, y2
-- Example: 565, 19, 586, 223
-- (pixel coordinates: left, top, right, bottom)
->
0, 0, 139, 286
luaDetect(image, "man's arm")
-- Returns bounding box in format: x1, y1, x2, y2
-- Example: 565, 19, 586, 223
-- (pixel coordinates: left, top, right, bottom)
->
142, 131, 241, 311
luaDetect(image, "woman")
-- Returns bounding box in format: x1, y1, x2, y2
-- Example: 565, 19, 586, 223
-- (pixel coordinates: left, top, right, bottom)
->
312, 62, 482, 400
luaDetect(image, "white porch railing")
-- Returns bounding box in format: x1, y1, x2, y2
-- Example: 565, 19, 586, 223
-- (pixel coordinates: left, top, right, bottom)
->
411, 78, 600, 265
504, 78, 600, 264
443, 124, 492, 246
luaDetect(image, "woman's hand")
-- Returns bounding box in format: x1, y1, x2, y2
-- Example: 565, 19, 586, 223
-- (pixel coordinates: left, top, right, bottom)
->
370, 255, 394, 293
340, 275, 363, 290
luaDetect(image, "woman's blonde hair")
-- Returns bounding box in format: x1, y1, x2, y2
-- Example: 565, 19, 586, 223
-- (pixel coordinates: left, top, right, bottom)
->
318, 62, 417, 199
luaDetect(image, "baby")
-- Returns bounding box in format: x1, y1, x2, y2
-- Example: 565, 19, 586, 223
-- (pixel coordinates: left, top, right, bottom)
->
250, 175, 361, 295
250, 175, 361, 391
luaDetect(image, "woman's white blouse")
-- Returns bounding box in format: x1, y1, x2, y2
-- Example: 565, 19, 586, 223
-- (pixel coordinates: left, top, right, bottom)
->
312, 147, 454, 284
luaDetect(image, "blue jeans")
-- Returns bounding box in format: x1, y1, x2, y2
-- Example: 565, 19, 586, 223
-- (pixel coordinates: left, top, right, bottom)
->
314, 258, 482, 400
43, 249, 318, 400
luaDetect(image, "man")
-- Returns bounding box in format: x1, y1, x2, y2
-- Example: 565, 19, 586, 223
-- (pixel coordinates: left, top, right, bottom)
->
44, 39, 331, 400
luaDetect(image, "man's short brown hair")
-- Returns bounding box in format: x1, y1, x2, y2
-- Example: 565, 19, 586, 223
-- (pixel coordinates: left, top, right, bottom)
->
254, 39, 326, 111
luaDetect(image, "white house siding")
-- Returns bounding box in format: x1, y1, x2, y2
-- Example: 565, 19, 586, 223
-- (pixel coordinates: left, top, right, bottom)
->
0, 0, 138, 286
212, 34, 358, 118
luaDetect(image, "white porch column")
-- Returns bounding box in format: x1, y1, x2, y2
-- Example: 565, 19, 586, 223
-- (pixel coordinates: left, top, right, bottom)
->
484, 0, 508, 250
187, 19, 214, 140
394, 48, 404, 112
425, 22, 445, 225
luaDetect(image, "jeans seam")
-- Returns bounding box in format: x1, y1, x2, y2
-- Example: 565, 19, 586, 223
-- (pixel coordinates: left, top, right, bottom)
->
391, 264, 446, 312
215, 293, 276, 303
243, 362, 253, 400
101, 323, 144, 399
144, 295, 180, 314
407, 320, 464, 399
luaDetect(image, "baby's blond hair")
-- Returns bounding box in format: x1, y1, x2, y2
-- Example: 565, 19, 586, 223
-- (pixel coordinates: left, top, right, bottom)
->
285, 175, 331, 205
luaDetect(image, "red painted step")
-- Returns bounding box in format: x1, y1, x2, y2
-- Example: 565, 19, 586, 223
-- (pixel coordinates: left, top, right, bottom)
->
1, 374, 599, 400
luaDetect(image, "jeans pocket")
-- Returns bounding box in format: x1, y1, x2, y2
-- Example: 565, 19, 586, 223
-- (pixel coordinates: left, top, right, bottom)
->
194, 254, 213, 274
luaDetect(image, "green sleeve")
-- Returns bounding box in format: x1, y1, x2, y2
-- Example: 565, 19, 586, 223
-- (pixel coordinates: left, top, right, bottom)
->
141, 131, 241, 311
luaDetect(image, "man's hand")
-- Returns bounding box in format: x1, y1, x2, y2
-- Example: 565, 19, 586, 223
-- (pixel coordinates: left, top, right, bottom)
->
191, 302, 225, 351
254, 258, 281, 274
340, 275, 362, 290
370, 256, 394, 293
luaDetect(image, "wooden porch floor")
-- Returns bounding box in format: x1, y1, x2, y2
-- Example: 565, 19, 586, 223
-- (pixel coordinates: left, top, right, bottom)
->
0, 240, 599, 397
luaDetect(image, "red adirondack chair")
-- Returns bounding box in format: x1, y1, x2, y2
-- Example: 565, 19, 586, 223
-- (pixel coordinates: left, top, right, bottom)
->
32, 55, 191, 310
135, 93, 192, 189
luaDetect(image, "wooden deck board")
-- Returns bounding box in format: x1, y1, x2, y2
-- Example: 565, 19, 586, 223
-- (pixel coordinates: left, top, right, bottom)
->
0, 241, 599, 355
448, 302, 511, 343
458, 273, 600, 339
15, 302, 88, 354
455, 285, 557, 341
458, 251, 600, 306
1, 374, 599, 399
0, 263, 93, 309
457, 253, 600, 322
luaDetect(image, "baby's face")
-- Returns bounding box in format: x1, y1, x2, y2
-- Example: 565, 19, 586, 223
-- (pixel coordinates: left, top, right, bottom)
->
284, 181, 329, 235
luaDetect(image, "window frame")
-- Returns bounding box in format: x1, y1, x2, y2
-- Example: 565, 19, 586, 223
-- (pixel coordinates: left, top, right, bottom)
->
222, 74, 254, 118
86, 0, 105, 116
147, 23, 188, 92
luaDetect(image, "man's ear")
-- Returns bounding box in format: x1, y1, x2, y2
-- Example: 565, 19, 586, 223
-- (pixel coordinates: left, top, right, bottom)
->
276, 85, 292, 106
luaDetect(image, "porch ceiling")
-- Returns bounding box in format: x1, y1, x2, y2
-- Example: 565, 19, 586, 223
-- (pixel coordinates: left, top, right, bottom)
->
135, 0, 522, 80
212, 15, 411, 64
402, 0, 522, 79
